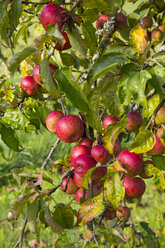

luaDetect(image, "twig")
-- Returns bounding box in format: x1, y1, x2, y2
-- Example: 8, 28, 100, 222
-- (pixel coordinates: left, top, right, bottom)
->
41, 138, 61, 169
22, 1, 51, 4
146, 89, 156, 100
12, 217, 27, 248
58, 98, 66, 115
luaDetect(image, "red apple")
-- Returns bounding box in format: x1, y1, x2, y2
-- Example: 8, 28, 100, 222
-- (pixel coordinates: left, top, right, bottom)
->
70, 145, 90, 166
56, 32, 71, 51
33, 64, 57, 85
46, 110, 64, 133
40, 3, 67, 31
20, 76, 38, 95
61, 177, 77, 194
116, 206, 130, 219
155, 105, 165, 125
96, 14, 108, 30
127, 111, 143, 131
79, 137, 92, 148
103, 115, 119, 129
115, 12, 127, 30
75, 188, 89, 203
140, 16, 153, 29
151, 29, 164, 44
146, 136, 165, 155
74, 154, 96, 177
74, 172, 84, 188
118, 149, 143, 177
91, 145, 112, 164
123, 176, 146, 198
91, 166, 107, 181
56, 115, 84, 143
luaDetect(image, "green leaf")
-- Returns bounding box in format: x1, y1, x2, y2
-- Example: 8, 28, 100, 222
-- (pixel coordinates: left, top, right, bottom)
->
82, 22, 97, 55
146, 65, 165, 94
82, 167, 99, 189
0, 123, 23, 152
153, 52, 165, 67
9, 0, 22, 30
104, 171, 125, 209
152, 155, 165, 170
9, 46, 37, 73
81, 9, 99, 23
127, 70, 151, 107
143, 94, 160, 119
87, 53, 128, 86
67, 27, 86, 59
129, 130, 156, 154
35, 104, 50, 129
103, 117, 128, 154
26, 199, 39, 233
147, 164, 165, 191
77, 194, 105, 225
40, 58, 60, 99
23, 108, 40, 130
55, 230, 80, 248
54, 68, 89, 112
45, 206, 64, 233
53, 203, 74, 229
14, 22, 31, 46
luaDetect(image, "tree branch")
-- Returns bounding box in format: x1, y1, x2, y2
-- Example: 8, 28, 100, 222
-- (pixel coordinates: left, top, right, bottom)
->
12, 217, 27, 248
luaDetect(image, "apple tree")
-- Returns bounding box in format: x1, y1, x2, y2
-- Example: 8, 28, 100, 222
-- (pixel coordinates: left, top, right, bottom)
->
0, 0, 165, 247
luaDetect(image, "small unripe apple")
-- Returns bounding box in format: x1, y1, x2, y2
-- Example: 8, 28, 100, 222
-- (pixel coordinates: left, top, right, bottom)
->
155, 105, 165, 125
127, 111, 143, 131
20, 76, 38, 95
140, 16, 153, 29
33, 64, 57, 85
146, 136, 165, 155
75, 188, 89, 203
79, 137, 92, 148
123, 176, 146, 198
158, 24, 165, 34
46, 110, 64, 133
151, 29, 164, 44
56, 32, 71, 51
103, 115, 119, 129
96, 14, 108, 30
91, 166, 107, 181
116, 206, 130, 219
118, 149, 143, 177
70, 145, 90, 166
91, 145, 112, 164
40, 3, 67, 31
74, 154, 96, 177
115, 12, 127, 30
74, 172, 83, 188
56, 115, 84, 143
61, 177, 77, 194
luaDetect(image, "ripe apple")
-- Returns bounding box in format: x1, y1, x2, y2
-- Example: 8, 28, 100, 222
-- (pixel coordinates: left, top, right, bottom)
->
79, 137, 92, 148
61, 177, 77, 194
20, 76, 38, 95
46, 110, 64, 133
70, 145, 90, 166
91, 145, 111, 164
118, 149, 143, 177
123, 176, 146, 198
115, 12, 127, 30
56, 32, 71, 51
75, 188, 89, 203
151, 29, 164, 44
146, 136, 165, 155
103, 115, 119, 129
33, 64, 57, 85
116, 206, 130, 219
155, 105, 165, 125
74, 154, 96, 177
96, 14, 108, 30
140, 16, 153, 29
91, 166, 107, 181
126, 111, 143, 131
40, 3, 67, 31
56, 115, 84, 143
74, 172, 84, 188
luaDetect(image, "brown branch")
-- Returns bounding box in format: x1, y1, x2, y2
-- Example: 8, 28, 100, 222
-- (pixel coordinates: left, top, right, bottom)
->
41, 138, 61, 169
12, 217, 27, 248
22, 1, 74, 5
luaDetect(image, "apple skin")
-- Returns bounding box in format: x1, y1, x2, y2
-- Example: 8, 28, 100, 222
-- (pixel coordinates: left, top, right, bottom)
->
74, 154, 96, 177
70, 145, 90, 166
140, 16, 153, 29
96, 14, 108, 29
56, 32, 71, 51
155, 105, 165, 125
33, 64, 57, 85
20, 76, 38, 95
74, 172, 84, 188
127, 111, 143, 131
79, 137, 92, 148
139, 160, 154, 179
103, 115, 119, 129
146, 136, 165, 155
115, 12, 127, 30
116, 206, 130, 219
46, 110, 64, 133
123, 176, 146, 198
61, 177, 77, 194
91, 145, 112, 164
40, 3, 67, 31
118, 149, 143, 177
75, 188, 89, 203
157, 128, 165, 138
91, 166, 107, 181
56, 115, 84, 143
